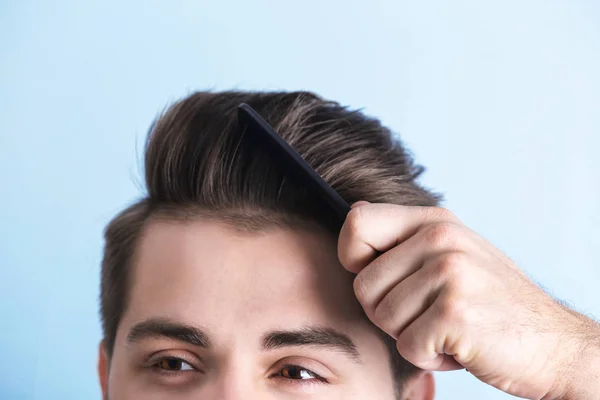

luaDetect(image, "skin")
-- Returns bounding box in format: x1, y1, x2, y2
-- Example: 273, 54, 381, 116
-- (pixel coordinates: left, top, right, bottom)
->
338, 202, 600, 400
98, 217, 434, 399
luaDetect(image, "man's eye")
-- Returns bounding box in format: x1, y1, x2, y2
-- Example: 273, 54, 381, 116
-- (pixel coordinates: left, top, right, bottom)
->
277, 365, 326, 382
155, 357, 194, 372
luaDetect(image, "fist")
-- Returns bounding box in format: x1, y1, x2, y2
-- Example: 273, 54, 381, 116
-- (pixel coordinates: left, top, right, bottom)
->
337, 202, 599, 399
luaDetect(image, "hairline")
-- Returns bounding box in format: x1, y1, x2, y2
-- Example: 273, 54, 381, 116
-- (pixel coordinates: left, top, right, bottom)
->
149, 205, 333, 235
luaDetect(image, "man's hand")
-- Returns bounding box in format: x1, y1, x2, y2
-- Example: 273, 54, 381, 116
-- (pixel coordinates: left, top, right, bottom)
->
338, 202, 600, 399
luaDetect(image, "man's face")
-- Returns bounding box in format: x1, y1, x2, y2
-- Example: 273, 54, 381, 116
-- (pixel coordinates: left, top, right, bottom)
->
100, 218, 398, 399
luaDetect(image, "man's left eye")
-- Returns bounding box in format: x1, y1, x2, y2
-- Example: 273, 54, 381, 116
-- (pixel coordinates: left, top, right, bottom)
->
276, 365, 326, 382
155, 357, 195, 371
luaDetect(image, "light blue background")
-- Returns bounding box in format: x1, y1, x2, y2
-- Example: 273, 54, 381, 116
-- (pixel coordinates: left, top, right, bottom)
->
1, 1, 599, 399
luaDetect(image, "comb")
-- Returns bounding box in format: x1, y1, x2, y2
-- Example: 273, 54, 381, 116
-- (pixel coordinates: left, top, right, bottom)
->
237, 103, 351, 228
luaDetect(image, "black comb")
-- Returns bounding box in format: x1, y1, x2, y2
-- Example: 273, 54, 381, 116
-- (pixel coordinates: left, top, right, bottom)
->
237, 103, 351, 228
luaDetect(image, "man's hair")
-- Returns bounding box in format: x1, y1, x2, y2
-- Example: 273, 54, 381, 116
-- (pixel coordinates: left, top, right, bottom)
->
100, 90, 440, 392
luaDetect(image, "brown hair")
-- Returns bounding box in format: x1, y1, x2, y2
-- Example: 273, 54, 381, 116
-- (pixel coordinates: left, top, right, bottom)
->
100, 90, 440, 391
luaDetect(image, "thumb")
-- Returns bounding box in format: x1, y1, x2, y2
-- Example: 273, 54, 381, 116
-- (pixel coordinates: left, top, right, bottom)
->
351, 200, 370, 209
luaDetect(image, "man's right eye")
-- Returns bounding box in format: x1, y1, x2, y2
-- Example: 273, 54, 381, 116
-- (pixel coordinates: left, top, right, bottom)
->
154, 357, 195, 372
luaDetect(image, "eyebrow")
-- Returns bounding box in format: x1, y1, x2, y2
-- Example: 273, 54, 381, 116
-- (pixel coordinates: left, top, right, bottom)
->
127, 319, 361, 363
262, 326, 362, 363
127, 318, 211, 348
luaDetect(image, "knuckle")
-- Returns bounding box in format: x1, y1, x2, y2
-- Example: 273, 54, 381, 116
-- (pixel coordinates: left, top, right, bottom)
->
338, 207, 366, 270
337, 242, 353, 271
345, 206, 365, 240
435, 290, 469, 322
423, 222, 457, 248
435, 252, 468, 279
395, 329, 419, 365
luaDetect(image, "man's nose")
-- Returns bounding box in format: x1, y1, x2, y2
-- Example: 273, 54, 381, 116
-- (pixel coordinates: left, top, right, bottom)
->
213, 378, 254, 400
210, 365, 270, 400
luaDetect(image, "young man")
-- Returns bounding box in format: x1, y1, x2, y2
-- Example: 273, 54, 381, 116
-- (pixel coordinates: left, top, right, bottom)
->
98, 91, 600, 399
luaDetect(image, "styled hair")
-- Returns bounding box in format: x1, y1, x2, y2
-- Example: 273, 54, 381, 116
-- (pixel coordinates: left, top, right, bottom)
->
100, 90, 440, 391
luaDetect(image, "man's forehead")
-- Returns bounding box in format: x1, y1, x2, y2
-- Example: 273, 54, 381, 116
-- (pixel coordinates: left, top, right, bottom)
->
126, 218, 361, 325
133, 217, 341, 281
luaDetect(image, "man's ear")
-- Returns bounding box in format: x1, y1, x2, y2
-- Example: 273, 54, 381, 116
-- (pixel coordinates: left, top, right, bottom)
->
401, 371, 435, 400
98, 340, 109, 400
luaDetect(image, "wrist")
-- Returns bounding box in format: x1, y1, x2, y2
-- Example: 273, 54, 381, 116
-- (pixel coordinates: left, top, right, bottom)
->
550, 318, 600, 400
